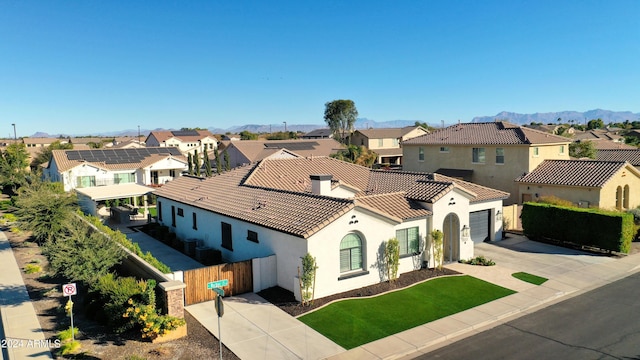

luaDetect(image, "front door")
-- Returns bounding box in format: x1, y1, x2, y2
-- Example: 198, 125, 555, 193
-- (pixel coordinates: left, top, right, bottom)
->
443, 213, 460, 263
151, 171, 159, 185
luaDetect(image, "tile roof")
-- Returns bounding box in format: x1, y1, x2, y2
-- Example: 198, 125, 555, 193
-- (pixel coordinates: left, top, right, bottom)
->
596, 149, 640, 165
50, 147, 186, 172
302, 128, 333, 138
355, 126, 423, 139
149, 130, 216, 143
515, 160, 629, 187
586, 139, 636, 150
155, 157, 509, 238
402, 122, 570, 146
572, 130, 622, 142
228, 139, 344, 164
154, 167, 355, 238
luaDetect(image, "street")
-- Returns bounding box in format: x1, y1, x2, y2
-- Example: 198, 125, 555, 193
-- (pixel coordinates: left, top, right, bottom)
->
416, 272, 640, 359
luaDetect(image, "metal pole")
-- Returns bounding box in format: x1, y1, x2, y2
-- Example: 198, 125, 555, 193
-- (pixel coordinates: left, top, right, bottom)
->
218, 315, 222, 360
69, 295, 75, 341
11, 123, 16, 140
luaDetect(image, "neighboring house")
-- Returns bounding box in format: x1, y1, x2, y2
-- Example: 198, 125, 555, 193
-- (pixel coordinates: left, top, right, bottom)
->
301, 128, 333, 139
515, 159, 640, 210
350, 126, 429, 166
110, 137, 146, 149
596, 149, 640, 169
68, 137, 107, 146
153, 156, 508, 300
44, 147, 188, 216
145, 130, 218, 157
221, 134, 242, 141
223, 139, 344, 168
402, 121, 571, 205
23, 137, 67, 149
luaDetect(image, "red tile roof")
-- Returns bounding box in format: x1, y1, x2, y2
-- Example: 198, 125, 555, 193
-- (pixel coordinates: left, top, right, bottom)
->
403, 122, 570, 146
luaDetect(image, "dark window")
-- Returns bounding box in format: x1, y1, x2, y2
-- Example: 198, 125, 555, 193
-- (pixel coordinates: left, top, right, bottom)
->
177, 208, 184, 217
192, 212, 197, 230
247, 230, 258, 243
221, 222, 233, 250
158, 201, 163, 221
171, 206, 176, 227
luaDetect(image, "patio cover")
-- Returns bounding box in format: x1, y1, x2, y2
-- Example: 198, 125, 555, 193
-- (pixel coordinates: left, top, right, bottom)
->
75, 183, 155, 201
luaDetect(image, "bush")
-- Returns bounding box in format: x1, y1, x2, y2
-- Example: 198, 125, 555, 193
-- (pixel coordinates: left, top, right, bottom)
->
459, 256, 495, 266
86, 274, 148, 332
522, 203, 633, 253
24, 263, 42, 274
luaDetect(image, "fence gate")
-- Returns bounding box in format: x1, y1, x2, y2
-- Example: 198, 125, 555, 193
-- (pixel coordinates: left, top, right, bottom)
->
183, 260, 253, 305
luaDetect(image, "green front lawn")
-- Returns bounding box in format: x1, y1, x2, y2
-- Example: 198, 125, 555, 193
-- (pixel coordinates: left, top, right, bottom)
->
298, 275, 515, 349
512, 272, 548, 285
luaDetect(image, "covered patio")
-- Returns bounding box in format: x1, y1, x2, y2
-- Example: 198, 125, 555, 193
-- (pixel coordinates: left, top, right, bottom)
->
75, 183, 155, 223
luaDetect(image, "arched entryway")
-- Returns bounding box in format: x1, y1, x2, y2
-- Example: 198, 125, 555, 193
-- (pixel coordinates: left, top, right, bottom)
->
443, 213, 460, 263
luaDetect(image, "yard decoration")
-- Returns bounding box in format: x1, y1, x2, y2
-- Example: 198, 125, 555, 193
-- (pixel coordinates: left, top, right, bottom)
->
431, 229, 444, 271
299, 253, 318, 306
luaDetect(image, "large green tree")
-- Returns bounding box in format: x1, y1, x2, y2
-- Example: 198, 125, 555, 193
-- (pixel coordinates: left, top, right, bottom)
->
14, 180, 77, 243
331, 145, 378, 168
569, 140, 596, 159
0, 143, 30, 194
324, 99, 358, 144
43, 216, 126, 283
587, 118, 604, 130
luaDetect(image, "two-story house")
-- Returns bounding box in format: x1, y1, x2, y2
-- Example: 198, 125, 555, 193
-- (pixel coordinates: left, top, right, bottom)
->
145, 130, 218, 157
44, 147, 188, 216
350, 126, 429, 166
153, 156, 508, 300
402, 121, 571, 205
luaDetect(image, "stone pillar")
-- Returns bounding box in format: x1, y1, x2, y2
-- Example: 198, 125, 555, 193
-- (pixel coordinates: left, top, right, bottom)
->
158, 281, 186, 318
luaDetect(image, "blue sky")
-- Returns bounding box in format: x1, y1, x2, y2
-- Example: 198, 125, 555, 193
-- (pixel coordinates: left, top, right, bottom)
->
1, 1, 639, 137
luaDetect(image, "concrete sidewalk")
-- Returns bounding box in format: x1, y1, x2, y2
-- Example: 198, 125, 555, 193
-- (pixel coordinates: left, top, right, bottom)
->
0, 232, 53, 360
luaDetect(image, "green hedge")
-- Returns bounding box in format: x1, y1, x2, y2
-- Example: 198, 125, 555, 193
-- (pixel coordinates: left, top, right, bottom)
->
522, 202, 633, 253
80, 212, 172, 273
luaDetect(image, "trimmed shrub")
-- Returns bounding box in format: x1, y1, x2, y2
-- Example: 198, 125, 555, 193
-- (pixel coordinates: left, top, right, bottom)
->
522, 203, 633, 253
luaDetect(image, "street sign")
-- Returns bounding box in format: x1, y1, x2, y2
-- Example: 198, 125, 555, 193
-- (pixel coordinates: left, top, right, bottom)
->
207, 279, 229, 290
62, 283, 77, 296
215, 295, 224, 317
212, 287, 224, 297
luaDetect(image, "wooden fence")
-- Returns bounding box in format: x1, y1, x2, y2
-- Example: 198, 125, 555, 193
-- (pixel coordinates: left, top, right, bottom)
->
183, 260, 253, 305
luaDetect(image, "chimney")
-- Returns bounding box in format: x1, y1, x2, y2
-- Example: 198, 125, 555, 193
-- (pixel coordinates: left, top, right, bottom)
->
310, 174, 332, 196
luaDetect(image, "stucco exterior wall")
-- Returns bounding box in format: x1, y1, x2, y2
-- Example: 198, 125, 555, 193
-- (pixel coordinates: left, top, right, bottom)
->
428, 188, 473, 262
518, 165, 640, 210
403, 143, 569, 205
307, 208, 428, 299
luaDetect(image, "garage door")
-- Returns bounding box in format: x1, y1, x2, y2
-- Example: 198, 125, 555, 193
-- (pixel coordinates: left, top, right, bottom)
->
469, 210, 490, 243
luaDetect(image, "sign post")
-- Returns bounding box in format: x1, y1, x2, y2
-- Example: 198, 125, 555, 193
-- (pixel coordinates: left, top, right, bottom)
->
211, 286, 225, 360
62, 283, 77, 341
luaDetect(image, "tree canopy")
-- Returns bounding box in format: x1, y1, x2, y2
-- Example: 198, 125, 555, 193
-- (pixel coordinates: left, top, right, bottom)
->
324, 100, 358, 143
0, 143, 30, 194
32, 140, 73, 168
587, 118, 604, 130
569, 140, 596, 159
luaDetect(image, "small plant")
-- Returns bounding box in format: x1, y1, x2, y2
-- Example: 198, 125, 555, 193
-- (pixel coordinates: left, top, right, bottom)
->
57, 327, 81, 356
459, 256, 495, 266
10, 226, 22, 235
59, 340, 81, 356
384, 238, 400, 281
2, 213, 17, 223
23, 263, 42, 274
431, 229, 444, 271
298, 253, 318, 306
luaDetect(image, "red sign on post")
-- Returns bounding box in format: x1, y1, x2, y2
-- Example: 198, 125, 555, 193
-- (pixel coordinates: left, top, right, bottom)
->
63, 283, 77, 296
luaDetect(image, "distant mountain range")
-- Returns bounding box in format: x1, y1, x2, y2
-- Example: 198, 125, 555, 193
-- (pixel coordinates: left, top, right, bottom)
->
472, 109, 640, 126
28, 109, 640, 137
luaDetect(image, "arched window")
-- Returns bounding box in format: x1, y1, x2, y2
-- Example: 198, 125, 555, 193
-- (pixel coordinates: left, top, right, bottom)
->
616, 186, 623, 210
340, 233, 363, 273
624, 185, 630, 209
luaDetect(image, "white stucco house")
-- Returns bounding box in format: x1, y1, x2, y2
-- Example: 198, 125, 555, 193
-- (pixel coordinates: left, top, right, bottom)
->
153, 156, 508, 300
44, 147, 188, 216
145, 129, 218, 157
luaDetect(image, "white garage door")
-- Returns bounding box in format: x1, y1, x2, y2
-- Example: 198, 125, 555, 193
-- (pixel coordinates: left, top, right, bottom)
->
470, 210, 490, 244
